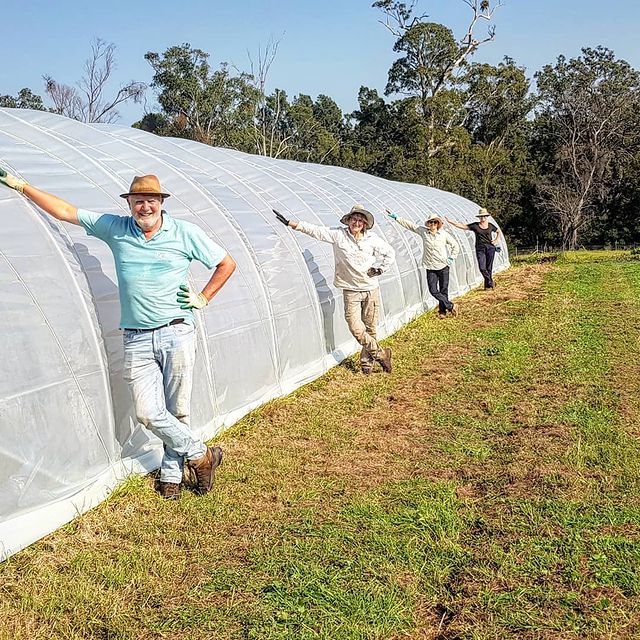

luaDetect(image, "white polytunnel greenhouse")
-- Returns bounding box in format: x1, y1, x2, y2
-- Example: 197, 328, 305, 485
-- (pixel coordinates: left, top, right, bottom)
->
0, 107, 509, 559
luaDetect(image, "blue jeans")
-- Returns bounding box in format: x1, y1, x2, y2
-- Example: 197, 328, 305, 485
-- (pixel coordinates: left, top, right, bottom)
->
123, 323, 206, 484
476, 245, 496, 288
426, 266, 453, 313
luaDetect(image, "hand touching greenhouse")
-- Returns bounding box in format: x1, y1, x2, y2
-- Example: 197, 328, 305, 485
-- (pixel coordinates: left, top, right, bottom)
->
0, 168, 236, 501
446, 208, 502, 290
387, 209, 460, 319
274, 203, 395, 375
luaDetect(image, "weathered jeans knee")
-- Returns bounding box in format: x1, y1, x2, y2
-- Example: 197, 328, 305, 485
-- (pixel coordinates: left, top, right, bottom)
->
123, 324, 206, 484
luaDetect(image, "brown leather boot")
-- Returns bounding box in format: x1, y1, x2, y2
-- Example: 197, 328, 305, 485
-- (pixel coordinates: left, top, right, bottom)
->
187, 446, 223, 495
156, 481, 182, 500
377, 347, 392, 373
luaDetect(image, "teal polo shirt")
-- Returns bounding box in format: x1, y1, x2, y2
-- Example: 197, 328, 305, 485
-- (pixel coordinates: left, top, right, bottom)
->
78, 209, 227, 329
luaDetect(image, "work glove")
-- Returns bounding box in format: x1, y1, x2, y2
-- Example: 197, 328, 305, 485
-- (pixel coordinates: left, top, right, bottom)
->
177, 284, 208, 310
273, 209, 290, 226
495, 246, 502, 253
367, 267, 383, 277
0, 167, 27, 193
385, 208, 398, 220
446, 257, 454, 266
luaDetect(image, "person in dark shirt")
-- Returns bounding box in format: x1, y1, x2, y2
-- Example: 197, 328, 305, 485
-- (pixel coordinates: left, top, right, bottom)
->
446, 208, 503, 289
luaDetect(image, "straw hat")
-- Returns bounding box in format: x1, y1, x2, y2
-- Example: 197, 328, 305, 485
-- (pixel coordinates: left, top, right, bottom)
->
119, 174, 171, 199
425, 213, 443, 228
477, 207, 490, 218
340, 204, 374, 230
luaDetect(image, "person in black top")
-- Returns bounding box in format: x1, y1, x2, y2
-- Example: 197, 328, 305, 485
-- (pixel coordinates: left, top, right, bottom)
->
446, 208, 503, 289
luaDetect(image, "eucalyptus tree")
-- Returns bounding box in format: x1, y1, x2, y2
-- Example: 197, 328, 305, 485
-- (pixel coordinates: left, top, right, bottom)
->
602, 152, 640, 245
287, 94, 346, 164
241, 39, 347, 162
373, 0, 503, 158
249, 87, 293, 158
144, 43, 259, 148
245, 38, 290, 157
461, 57, 537, 237
250, 90, 347, 163
0, 88, 46, 110
465, 57, 532, 148
348, 86, 416, 180
533, 46, 640, 249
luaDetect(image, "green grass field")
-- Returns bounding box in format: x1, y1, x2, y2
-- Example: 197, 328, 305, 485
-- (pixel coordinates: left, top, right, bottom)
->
1, 251, 639, 640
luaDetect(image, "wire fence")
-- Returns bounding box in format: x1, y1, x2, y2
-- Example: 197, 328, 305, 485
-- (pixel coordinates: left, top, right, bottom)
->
511, 242, 640, 256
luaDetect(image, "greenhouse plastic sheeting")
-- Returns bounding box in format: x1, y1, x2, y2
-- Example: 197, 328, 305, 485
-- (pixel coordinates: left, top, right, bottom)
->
0, 108, 509, 559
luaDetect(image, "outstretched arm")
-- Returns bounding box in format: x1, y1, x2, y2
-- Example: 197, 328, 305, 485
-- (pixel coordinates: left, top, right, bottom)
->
1, 167, 79, 225
273, 208, 335, 243
23, 184, 80, 225
445, 217, 470, 231
386, 208, 419, 233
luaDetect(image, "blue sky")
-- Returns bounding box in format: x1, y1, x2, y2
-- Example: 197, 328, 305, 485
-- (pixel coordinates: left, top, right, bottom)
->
2, 0, 639, 125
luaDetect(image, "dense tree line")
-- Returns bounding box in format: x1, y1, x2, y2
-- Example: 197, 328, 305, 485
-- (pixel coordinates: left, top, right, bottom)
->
2, 1, 639, 249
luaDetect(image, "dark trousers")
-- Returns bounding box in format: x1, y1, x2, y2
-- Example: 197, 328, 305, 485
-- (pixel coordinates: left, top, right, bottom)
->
476, 245, 496, 288
426, 266, 453, 313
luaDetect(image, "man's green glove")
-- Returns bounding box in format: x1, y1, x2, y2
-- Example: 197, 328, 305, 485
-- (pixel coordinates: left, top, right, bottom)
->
446, 257, 454, 266
177, 284, 209, 310
0, 167, 27, 193
385, 208, 398, 220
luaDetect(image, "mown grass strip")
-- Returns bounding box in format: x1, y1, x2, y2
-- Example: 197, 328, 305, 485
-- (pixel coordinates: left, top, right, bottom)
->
448, 256, 640, 639
0, 253, 639, 640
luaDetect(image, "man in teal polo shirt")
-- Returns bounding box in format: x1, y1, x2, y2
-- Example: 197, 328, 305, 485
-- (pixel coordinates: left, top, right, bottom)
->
0, 169, 236, 500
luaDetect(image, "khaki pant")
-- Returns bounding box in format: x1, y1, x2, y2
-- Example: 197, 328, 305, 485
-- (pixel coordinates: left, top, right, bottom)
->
343, 289, 381, 367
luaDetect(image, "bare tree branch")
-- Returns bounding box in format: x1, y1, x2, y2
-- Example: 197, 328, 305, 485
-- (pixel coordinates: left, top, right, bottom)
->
375, 0, 428, 36
44, 38, 146, 123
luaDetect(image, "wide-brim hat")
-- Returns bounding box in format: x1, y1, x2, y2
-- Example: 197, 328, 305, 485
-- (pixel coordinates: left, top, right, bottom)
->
477, 207, 490, 218
120, 174, 171, 199
340, 203, 374, 230
425, 213, 443, 228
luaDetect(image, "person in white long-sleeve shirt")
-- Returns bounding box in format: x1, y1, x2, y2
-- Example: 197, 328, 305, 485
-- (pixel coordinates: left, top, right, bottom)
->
388, 210, 460, 319
274, 204, 395, 374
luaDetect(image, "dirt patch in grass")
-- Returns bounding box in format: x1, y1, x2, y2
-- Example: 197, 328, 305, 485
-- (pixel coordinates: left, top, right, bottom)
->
291, 258, 640, 639
283, 267, 569, 504
300, 264, 569, 497
608, 358, 640, 439
199, 261, 575, 567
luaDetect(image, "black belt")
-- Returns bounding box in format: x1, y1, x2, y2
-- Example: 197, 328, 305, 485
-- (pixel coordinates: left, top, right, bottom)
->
124, 318, 185, 333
